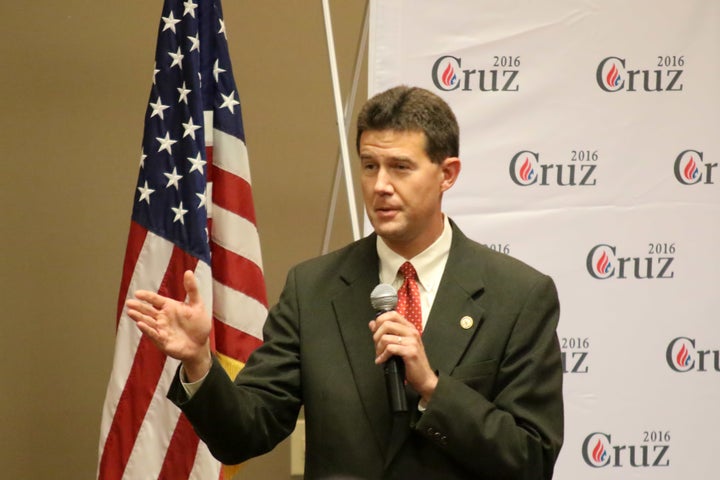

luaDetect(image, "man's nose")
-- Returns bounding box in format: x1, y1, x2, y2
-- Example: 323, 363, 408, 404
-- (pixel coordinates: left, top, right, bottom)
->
374, 167, 394, 194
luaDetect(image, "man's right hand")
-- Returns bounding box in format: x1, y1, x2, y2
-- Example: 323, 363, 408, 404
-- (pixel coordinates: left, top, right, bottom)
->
125, 270, 212, 382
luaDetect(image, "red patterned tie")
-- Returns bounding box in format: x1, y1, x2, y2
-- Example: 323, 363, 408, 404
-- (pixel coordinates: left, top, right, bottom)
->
396, 262, 423, 332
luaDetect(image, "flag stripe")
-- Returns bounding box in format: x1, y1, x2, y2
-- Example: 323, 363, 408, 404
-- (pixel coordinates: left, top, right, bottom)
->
99, 338, 167, 480
213, 279, 267, 340
208, 117, 251, 175
212, 163, 257, 224
211, 242, 267, 307
116, 221, 148, 325
122, 357, 182, 480
191, 441, 224, 480
213, 319, 264, 364
211, 204, 264, 270
159, 415, 201, 479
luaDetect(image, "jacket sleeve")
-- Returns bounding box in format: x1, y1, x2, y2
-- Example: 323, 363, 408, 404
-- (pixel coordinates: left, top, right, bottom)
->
167, 267, 304, 465
414, 274, 564, 480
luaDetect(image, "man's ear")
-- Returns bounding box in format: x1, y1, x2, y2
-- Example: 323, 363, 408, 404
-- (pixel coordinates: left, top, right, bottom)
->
440, 157, 461, 192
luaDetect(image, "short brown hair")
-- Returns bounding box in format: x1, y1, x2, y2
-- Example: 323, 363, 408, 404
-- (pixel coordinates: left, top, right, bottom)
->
356, 85, 459, 163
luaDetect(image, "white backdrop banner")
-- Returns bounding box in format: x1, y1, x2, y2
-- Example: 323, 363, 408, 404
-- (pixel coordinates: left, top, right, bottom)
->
368, 0, 719, 478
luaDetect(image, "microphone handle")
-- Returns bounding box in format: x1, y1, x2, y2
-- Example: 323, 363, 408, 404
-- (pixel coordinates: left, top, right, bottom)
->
373, 305, 408, 414
376, 310, 408, 413
384, 355, 408, 413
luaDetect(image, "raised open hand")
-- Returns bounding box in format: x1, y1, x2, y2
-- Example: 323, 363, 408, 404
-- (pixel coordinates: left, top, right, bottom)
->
125, 270, 212, 379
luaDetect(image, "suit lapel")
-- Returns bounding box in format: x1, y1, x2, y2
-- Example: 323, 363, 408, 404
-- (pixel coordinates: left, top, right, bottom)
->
423, 225, 486, 375
332, 236, 394, 455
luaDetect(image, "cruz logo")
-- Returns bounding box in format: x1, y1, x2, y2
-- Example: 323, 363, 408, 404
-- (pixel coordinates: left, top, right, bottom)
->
666, 337, 720, 373
582, 432, 670, 468
586, 243, 675, 280
596, 56, 684, 92
509, 150, 598, 187
674, 150, 717, 185
431, 55, 519, 92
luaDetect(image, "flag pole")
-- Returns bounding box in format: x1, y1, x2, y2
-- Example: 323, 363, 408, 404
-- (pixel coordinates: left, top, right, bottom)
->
321, 0, 362, 244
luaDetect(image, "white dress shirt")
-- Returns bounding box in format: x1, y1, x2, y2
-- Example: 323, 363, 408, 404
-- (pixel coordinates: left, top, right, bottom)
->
376, 215, 453, 330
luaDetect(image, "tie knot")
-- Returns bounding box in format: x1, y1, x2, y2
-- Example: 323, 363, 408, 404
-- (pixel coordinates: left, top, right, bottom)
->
399, 261, 417, 281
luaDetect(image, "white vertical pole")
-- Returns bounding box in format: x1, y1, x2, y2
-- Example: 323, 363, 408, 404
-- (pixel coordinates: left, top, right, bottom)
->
321, 0, 361, 242
322, 1, 369, 253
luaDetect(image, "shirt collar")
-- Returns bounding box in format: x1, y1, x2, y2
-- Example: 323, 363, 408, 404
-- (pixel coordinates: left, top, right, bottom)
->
377, 215, 452, 291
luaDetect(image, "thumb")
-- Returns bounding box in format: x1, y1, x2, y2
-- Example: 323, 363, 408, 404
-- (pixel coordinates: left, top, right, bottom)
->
183, 270, 201, 305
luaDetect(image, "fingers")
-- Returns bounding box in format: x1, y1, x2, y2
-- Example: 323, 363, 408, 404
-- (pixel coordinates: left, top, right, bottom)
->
126, 298, 157, 316
132, 289, 166, 309
374, 334, 416, 364
373, 311, 414, 330
369, 313, 421, 364
128, 269, 198, 311
134, 318, 162, 344
125, 299, 160, 331
368, 314, 436, 397
370, 312, 418, 344
183, 270, 201, 306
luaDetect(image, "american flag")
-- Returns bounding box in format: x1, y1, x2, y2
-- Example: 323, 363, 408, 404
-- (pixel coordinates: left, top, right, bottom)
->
97, 0, 266, 478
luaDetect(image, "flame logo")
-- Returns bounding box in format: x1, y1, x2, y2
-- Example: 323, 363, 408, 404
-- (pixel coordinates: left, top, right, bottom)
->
596, 251, 611, 275
676, 344, 691, 367
441, 63, 457, 87
684, 157, 699, 181
606, 64, 621, 88
592, 439, 608, 464
519, 157, 535, 182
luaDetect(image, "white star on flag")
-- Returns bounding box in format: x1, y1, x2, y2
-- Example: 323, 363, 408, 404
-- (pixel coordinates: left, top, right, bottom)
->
168, 47, 184, 69
137, 181, 155, 204
196, 187, 207, 209
213, 59, 226, 82
156, 132, 177, 154
187, 152, 206, 173
182, 117, 202, 139
149, 96, 170, 120
178, 82, 191, 104
163, 167, 183, 189
171, 201, 188, 224
161, 11, 181, 33
187, 33, 200, 52
183, 0, 198, 17
220, 90, 240, 113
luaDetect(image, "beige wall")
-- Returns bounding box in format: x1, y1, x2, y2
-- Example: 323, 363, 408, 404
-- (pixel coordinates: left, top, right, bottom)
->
0, 1, 367, 478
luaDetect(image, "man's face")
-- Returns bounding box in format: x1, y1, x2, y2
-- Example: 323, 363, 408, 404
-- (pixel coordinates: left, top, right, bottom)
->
359, 129, 459, 258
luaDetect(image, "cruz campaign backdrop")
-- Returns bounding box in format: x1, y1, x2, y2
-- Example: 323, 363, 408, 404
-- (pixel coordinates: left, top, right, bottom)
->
368, 1, 719, 478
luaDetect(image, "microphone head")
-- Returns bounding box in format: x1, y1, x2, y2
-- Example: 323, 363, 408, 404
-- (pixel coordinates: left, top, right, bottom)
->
370, 283, 398, 312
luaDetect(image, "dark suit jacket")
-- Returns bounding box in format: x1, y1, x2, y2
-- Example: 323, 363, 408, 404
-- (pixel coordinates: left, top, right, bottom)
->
168, 221, 563, 479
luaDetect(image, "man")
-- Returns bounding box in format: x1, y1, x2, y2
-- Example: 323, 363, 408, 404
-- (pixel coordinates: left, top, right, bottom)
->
126, 85, 564, 479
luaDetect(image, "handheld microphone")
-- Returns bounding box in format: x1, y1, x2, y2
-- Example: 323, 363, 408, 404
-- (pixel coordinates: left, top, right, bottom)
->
370, 283, 408, 414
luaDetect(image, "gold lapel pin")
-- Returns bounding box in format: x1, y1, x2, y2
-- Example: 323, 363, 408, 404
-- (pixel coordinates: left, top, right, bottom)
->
460, 316, 474, 330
